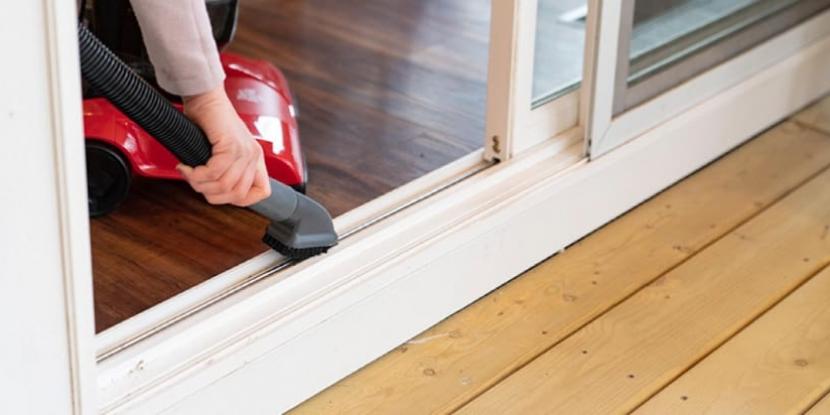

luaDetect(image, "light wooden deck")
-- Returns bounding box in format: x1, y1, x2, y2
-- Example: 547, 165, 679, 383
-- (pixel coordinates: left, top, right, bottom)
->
291, 96, 830, 414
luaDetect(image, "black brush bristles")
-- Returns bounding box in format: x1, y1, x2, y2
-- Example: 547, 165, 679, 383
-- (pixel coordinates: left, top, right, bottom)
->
262, 231, 332, 260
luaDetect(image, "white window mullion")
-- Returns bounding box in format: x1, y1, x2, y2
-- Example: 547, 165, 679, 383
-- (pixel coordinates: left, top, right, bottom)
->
582, 0, 629, 158
486, 0, 582, 161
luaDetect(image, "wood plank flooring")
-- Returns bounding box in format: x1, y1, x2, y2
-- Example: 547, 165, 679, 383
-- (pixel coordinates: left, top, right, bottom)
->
634, 266, 830, 415
90, 0, 490, 332
291, 96, 830, 414
460, 168, 830, 413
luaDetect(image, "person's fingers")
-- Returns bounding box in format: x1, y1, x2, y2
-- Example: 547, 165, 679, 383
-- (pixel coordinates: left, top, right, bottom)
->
253, 156, 270, 192
235, 180, 271, 206
188, 147, 248, 193
178, 164, 223, 196
227, 163, 257, 207
234, 162, 271, 206
187, 152, 235, 185
180, 86, 270, 206
183, 155, 270, 206
176, 164, 195, 180
244, 163, 271, 206
187, 166, 225, 195
201, 159, 250, 204
251, 157, 272, 198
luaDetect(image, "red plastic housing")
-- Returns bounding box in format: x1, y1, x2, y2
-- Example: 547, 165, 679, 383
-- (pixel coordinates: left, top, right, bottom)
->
82, 52, 305, 187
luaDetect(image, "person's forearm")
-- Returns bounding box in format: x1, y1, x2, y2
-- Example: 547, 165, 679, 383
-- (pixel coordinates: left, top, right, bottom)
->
129, 0, 224, 96
129, 0, 269, 207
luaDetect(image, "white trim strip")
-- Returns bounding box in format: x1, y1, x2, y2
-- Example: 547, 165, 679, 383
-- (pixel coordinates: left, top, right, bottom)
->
47, 0, 99, 412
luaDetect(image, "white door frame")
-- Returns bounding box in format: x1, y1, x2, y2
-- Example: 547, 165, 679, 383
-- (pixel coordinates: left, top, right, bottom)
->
0, 0, 97, 413
95, 8, 830, 413
14, 1, 830, 413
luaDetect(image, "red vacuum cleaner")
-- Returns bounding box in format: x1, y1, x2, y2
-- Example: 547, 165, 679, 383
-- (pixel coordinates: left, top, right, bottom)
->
79, 0, 337, 259
81, 0, 305, 215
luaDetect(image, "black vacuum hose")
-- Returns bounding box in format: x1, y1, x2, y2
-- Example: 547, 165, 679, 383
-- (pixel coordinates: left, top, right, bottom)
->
78, 23, 212, 166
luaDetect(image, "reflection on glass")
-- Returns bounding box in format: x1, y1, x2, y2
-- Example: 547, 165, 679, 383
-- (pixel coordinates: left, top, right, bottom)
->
628, 0, 800, 85
532, 0, 587, 107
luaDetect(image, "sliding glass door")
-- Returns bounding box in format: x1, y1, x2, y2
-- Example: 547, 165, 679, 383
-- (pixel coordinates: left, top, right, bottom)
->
586, 0, 830, 156
532, 0, 587, 107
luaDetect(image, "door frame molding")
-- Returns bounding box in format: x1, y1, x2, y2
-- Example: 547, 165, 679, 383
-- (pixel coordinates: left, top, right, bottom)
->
2, 0, 97, 413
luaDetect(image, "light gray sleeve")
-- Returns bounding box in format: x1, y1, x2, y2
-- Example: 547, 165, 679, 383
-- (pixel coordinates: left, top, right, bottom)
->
129, 0, 225, 96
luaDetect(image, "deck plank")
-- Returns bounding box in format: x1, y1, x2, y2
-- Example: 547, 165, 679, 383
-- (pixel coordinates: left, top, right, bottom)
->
634, 266, 830, 415
457, 138, 830, 414
291, 123, 830, 413
794, 96, 830, 135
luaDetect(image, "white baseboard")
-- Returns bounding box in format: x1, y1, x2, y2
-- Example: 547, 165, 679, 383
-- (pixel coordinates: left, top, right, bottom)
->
99, 31, 830, 415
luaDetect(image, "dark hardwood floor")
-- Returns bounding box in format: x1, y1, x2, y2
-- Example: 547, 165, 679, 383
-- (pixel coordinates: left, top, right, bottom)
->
92, 0, 490, 332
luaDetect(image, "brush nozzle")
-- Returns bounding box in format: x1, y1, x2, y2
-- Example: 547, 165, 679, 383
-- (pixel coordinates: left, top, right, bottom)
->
251, 179, 338, 260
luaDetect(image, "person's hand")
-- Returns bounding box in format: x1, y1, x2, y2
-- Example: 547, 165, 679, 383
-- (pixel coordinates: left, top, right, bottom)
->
177, 85, 271, 207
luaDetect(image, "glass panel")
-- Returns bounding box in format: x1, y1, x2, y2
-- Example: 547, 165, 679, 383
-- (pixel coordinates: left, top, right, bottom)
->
628, 0, 799, 85
616, 0, 830, 112
532, 0, 588, 107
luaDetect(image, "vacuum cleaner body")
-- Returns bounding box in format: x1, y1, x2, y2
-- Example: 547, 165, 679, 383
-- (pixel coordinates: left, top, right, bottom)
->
83, 53, 306, 189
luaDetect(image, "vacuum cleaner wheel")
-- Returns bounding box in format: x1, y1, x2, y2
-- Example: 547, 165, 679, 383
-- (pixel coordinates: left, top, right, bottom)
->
86, 141, 131, 217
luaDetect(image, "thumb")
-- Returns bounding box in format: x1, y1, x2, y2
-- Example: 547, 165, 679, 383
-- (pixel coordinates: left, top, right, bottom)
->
234, 173, 272, 207
176, 164, 194, 179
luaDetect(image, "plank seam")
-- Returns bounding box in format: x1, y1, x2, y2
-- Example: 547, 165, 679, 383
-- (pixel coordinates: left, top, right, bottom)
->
628, 261, 830, 414
802, 388, 830, 414
792, 119, 830, 139
451, 157, 830, 414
